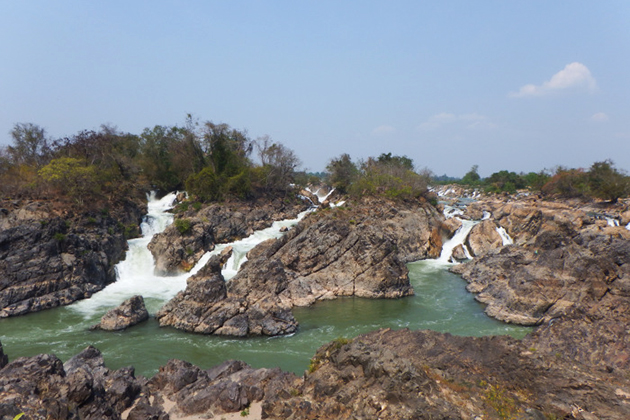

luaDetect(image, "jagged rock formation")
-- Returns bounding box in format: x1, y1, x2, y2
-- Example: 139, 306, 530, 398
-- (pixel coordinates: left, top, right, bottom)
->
264, 328, 630, 419
452, 199, 630, 326
148, 197, 310, 275
0, 199, 144, 318
4, 324, 630, 419
155, 246, 300, 336
91, 295, 149, 331
156, 197, 445, 336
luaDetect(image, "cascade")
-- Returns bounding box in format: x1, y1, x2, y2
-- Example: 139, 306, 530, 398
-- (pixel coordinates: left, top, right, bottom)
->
71, 192, 309, 316
496, 226, 514, 245
606, 217, 620, 227
436, 219, 478, 264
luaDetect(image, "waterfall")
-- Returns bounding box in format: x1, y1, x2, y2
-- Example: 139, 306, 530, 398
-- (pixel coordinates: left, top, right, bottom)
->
436, 219, 478, 264
495, 226, 514, 245
606, 217, 620, 227
197, 209, 311, 280
70, 193, 309, 316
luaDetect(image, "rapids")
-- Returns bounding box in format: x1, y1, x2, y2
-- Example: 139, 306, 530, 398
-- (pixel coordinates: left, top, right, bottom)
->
0, 192, 531, 377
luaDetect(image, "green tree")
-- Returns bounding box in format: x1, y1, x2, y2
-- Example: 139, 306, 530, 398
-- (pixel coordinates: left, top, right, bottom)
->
255, 136, 301, 192
326, 153, 359, 193
38, 157, 99, 205
461, 165, 481, 185
587, 160, 630, 203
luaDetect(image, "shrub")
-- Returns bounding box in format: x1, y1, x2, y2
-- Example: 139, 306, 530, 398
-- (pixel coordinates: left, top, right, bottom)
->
174, 218, 192, 235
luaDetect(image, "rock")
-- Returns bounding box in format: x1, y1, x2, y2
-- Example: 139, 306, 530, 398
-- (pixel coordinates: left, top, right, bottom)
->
92, 295, 149, 331
0, 345, 144, 419
452, 222, 630, 326
263, 328, 630, 420
451, 244, 469, 261
0, 201, 144, 317
148, 197, 310, 275
156, 197, 446, 336
0, 341, 7, 369
441, 217, 462, 238
149, 359, 298, 417
465, 219, 503, 257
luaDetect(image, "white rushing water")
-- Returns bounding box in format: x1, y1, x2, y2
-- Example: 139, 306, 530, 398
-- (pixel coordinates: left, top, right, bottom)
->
606, 217, 620, 227
436, 219, 478, 265
496, 226, 514, 245
71, 192, 309, 317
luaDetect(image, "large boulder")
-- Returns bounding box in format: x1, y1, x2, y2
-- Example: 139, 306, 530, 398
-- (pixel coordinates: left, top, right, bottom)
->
465, 219, 503, 257
91, 295, 149, 331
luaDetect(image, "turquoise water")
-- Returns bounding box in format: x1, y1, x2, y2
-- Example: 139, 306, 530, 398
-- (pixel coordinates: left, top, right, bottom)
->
0, 260, 530, 377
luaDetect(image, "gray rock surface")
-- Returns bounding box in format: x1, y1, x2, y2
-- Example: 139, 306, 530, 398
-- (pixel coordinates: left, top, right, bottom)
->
92, 295, 149, 331
156, 197, 445, 336
148, 197, 310, 275
0, 199, 144, 318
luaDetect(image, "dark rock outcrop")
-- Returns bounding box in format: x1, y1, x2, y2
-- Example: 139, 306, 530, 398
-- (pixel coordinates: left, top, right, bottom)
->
0, 346, 145, 420
156, 197, 445, 336
451, 224, 630, 326
0, 210, 142, 318
91, 295, 149, 331
264, 328, 630, 420
148, 197, 310, 275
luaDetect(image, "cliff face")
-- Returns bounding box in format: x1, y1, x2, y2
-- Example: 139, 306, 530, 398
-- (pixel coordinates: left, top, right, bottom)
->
0, 199, 144, 317
155, 197, 445, 336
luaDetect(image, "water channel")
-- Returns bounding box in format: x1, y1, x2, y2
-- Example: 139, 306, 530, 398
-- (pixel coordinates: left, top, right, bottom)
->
0, 193, 531, 377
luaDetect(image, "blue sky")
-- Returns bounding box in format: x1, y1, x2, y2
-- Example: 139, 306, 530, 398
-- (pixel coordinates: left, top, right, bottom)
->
1, 1, 629, 177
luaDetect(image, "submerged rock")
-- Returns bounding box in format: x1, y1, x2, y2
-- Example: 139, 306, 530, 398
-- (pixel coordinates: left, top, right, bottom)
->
91, 295, 149, 331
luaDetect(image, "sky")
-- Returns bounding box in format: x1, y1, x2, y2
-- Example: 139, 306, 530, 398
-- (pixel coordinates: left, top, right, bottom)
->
1, 1, 629, 177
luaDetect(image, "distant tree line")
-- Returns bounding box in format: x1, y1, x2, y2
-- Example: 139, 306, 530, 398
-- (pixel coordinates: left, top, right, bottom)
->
0, 116, 303, 209
453, 161, 630, 203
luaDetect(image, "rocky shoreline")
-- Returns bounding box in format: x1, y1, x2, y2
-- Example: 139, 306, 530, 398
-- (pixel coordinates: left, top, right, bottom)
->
2, 190, 630, 419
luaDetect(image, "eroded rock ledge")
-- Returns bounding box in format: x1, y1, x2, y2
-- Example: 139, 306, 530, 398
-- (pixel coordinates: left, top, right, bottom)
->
155, 197, 445, 336
147, 197, 311, 275
0, 199, 145, 318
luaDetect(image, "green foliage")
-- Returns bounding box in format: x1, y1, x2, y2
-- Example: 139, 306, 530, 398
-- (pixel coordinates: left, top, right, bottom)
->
13, 414, 25, 420
254, 136, 301, 193
38, 157, 100, 204
461, 165, 481, 185
326, 153, 359, 193
174, 218, 192, 235
484, 170, 526, 194
54, 233, 66, 242
349, 156, 429, 200
587, 160, 630, 203
377, 152, 414, 170
482, 383, 520, 419
240, 406, 250, 416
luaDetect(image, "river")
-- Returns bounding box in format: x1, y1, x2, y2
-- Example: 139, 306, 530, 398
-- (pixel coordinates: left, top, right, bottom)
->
0, 193, 530, 377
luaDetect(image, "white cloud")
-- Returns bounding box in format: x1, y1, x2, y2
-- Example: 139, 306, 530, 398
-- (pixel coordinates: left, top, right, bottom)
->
590, 112, 609, 122
510, 62, 598, 98
371, 125, 396, 136
417, 113, 496, 131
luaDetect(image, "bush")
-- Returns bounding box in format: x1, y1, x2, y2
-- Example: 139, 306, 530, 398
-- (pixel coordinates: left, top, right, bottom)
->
174, 218, 192, 235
